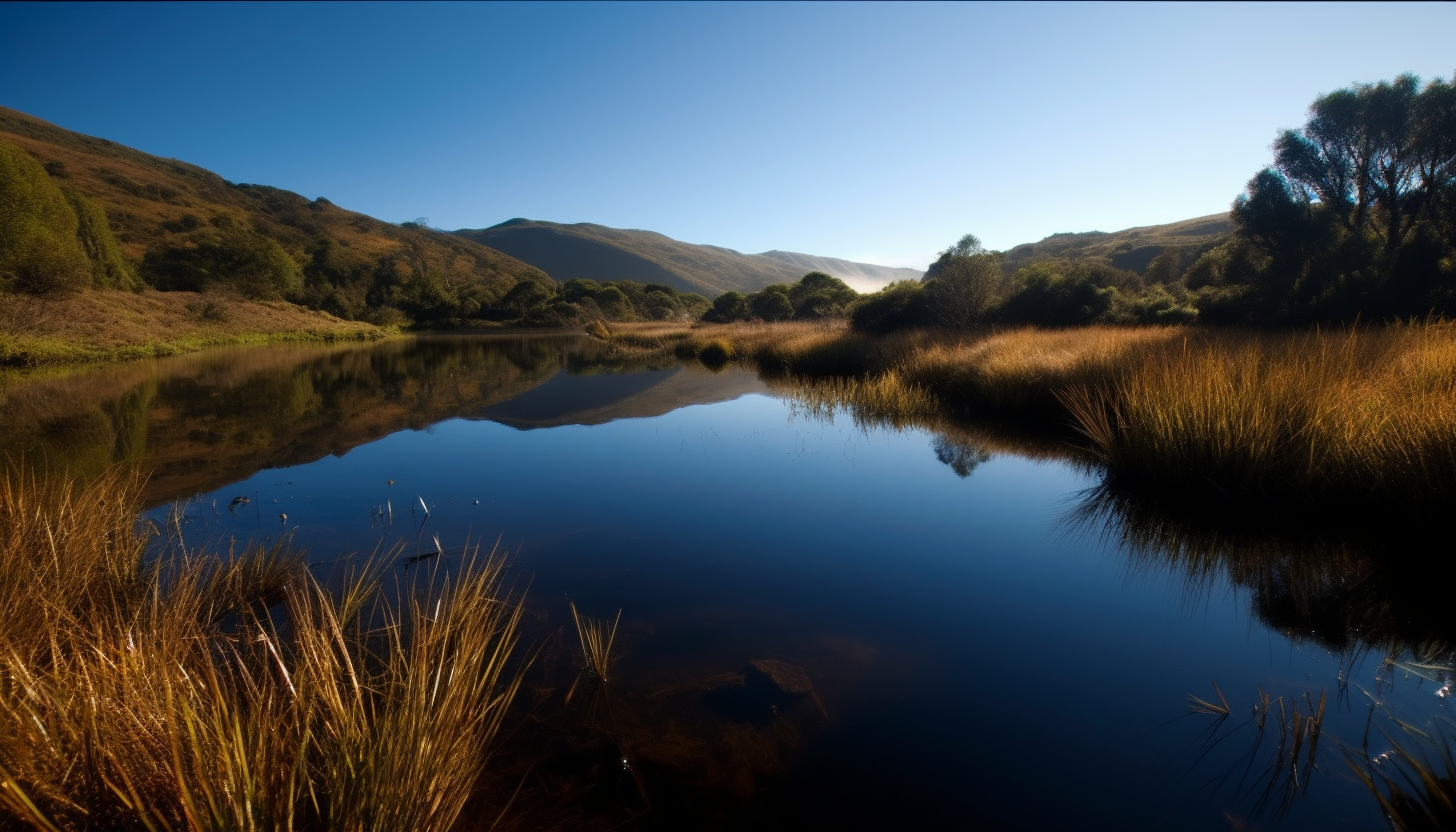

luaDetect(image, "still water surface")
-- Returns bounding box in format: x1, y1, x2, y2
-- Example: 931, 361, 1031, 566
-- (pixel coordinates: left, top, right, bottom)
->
3, 334, 1448, 830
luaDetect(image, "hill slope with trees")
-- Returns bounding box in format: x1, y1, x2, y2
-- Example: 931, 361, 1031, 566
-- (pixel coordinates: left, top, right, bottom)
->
0, 106, 552, 329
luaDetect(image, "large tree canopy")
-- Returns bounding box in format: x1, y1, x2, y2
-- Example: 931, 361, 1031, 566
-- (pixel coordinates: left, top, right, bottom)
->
1267, 73, 1456, 253
1208, 72, 1456, 323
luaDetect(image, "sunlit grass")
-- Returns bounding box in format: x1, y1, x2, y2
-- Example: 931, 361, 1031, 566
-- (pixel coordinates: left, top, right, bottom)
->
0, 465, 526, 831
1062, 323, 1456, 509
655, 320, 1456, 514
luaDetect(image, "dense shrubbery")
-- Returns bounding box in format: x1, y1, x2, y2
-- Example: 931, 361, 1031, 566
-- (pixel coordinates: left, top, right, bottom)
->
702, 271, 859, 323
487, 276, 711, 328
0, 139, 135, 296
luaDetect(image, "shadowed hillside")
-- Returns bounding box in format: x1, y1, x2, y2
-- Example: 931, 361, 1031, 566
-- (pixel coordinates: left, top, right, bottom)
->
453, 219, 806, 296
998, 213, 1233, 274
0, 106, 551, 326
454, 219, 920, 297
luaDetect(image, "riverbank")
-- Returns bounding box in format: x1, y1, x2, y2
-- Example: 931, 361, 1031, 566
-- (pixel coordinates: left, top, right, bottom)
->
611, 320, 1456, 518
0, 289, 386, 368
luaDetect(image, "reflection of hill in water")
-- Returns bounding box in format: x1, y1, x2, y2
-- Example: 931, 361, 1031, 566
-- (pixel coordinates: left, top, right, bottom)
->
0, 335, 765, 507
479, 365, 767, 429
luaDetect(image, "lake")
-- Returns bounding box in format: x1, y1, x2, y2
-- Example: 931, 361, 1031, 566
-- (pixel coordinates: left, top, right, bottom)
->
2, 333, 1449, 831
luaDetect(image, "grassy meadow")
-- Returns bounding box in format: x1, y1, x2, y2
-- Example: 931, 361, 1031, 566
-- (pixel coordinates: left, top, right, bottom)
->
0, 466, 526, 831
612, 319, 1456, 516
0, 288, 385, 368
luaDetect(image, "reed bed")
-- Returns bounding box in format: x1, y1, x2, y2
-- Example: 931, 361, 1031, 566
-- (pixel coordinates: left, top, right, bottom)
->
663, 319, 1456, 515
1063, 323, 1456, 510
0, 466, 526, 832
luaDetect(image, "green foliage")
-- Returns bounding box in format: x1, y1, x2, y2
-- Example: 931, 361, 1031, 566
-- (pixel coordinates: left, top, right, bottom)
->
63, 188, 141, 291
703, 290, 749, 323
0, 140, 90, 295
997, 262, 1118, 326
702, 272, 860, 324
142, 225, 304, 300
789, 271, 857, 319
748, 284, 795, 321
1217, 72, 1456, 323
849, 280, 928, 333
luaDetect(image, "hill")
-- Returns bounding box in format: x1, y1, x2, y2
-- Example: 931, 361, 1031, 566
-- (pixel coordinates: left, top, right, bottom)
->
998, 212, 1233, 275
453, 219, 917, 296
755, 251, 921, 293
0, 106, 551, 326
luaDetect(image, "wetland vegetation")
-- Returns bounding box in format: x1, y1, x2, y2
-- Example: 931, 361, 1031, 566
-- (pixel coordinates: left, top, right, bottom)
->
2, 71, 1455, 830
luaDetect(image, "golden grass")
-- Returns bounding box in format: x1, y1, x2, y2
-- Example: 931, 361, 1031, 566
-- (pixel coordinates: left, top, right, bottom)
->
1063, 323, 1456, 509
646, 320, 1456, 514
0, 465, 525, 831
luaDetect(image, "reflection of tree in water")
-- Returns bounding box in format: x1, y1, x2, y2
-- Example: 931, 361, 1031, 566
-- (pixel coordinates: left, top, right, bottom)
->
931, 435, 991, 478
1070, 482, 1456, 828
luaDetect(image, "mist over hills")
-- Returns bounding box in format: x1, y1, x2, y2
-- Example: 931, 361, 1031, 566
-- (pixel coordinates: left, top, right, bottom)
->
755, 251, 923, 293
453, 219, 924, 297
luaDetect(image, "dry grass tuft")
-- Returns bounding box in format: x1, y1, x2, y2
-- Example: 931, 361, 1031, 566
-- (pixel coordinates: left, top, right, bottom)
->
0, 465, 526, 831
569, 602, 621, 685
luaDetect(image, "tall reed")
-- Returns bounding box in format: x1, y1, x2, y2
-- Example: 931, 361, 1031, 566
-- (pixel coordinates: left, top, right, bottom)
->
1062, 324, 1456, 510
0, 466, 526, 832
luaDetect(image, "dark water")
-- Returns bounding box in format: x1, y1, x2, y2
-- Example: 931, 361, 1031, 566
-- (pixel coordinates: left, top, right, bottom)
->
3, 334, 1450, 831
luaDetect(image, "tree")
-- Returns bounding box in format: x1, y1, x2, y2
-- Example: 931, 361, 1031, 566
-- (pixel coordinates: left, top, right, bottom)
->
703, 290, 749, 323
0, 140, 90, 295
921, 234, 1004, 328
1221, 73, 1456, 322
748, 285, 794, 321
1270, 73, 1456, 254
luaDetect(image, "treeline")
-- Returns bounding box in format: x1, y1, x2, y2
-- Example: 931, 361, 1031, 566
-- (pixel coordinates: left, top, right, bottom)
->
839, 72, 1456, 333
486, 276, 711, 326
701, 271, 858, 322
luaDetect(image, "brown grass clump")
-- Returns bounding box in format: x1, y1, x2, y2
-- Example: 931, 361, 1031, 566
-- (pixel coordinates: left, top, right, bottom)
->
1062, 323, 1456, 509
0, 465, 525, 831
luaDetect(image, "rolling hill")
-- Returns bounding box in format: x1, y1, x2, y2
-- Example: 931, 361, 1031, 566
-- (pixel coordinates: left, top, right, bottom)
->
0, 106, 551, 323
452, 219, 921, 297
998, 212, 1233, 275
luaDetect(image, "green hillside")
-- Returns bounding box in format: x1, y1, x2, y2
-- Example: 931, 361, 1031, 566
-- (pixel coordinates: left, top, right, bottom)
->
0, 107, 551, 326
453, 218, 812, 296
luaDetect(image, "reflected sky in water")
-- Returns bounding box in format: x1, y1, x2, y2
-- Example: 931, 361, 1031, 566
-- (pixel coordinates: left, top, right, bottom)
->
4, 335, 1444, 829
109, 338, 1448, 830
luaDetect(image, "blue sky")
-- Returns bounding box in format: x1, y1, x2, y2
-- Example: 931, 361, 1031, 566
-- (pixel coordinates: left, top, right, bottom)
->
2, 2, 1453, 270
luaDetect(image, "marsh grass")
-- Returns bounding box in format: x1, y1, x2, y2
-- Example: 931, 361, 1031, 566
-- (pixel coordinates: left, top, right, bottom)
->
1062, 323, 1456, 511
652, 320, 1456, 515
0, 465, 526, 831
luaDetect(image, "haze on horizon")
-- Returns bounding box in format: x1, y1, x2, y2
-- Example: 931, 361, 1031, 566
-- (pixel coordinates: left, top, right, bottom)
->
2, 1, 1452, 271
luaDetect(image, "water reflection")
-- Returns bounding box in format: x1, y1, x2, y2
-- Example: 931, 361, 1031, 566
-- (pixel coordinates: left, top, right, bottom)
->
1066, 481, 1455, 826
6, 338, 1455, 829
0, 335, 767, 505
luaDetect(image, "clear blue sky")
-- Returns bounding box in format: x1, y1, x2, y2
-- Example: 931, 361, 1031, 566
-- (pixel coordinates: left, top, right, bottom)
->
3, 2, 1453, 270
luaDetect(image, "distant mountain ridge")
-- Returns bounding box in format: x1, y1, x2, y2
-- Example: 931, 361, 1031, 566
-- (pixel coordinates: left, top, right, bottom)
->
453, 219, 921, 297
